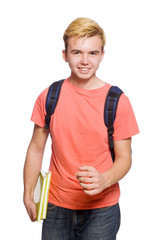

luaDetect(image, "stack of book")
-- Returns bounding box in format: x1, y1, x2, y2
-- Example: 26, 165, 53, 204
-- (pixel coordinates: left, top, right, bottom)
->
34, 170, 51, 222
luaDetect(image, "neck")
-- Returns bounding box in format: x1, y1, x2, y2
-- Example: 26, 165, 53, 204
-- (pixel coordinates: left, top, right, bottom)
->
69, 75, 105, 90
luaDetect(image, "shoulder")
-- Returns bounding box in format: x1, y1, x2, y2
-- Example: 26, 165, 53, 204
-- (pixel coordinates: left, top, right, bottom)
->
118, 93, 131, 108
38, 87, 49, 100
113, 92, 139, 139
115, 91, 137, 125
32, 87, 49, 112
106, 84, 130, 108
33, 87, 49, 107
115, 93, 133, 121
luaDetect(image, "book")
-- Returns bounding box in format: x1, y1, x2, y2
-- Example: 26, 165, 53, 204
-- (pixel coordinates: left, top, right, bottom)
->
34, 170, 51, 222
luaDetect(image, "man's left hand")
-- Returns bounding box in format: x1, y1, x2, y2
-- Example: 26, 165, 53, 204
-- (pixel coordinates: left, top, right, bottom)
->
75, 166, 112, 195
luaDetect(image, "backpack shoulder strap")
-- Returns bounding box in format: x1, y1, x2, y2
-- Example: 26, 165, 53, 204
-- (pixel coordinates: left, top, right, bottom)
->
44, 79, 64, 129
104, 86, 123, 162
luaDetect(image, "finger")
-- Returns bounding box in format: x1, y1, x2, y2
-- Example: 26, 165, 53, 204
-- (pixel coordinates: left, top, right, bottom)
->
77, 177, 96, 183
80, 182, 97, 190
78, 166, 96, 171
84, 189, 100, 195
30, 208, 37, 222
27, 204, 37, 222
75, 171, 97, 178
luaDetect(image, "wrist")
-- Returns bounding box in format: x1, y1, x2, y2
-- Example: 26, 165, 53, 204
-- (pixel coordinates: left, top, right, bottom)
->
23, 190, 34, 205
103, 169, 115, 189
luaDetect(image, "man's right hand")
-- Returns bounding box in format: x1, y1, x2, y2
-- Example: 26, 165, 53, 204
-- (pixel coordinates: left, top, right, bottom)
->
24, 198, 37, 222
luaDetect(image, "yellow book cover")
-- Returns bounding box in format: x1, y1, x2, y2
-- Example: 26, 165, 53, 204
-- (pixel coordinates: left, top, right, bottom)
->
34, 170, 51, 222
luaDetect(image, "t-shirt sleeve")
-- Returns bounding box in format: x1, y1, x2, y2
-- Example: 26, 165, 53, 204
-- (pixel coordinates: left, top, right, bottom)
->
113, 94, 139, 140
30, 88, 48, 128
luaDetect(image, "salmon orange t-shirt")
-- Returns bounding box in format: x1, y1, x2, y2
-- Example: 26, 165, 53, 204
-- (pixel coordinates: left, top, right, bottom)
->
31, 79, 139, 210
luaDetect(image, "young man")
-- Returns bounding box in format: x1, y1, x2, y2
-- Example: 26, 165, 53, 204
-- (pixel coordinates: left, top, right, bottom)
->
23, 18, 139, 240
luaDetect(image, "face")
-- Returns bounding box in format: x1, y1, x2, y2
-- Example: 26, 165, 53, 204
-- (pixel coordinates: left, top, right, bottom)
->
62, 36, 104, 83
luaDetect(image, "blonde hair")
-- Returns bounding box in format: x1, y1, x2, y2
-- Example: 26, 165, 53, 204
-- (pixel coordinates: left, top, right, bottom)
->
63, 17, 106, 51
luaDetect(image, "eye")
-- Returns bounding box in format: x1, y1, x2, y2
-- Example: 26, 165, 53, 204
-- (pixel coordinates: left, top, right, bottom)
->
73, 51, 81, 55
90, 51, 100, 56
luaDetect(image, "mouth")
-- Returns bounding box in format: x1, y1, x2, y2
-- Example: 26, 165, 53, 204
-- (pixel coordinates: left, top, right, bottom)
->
78, 67, 91, 74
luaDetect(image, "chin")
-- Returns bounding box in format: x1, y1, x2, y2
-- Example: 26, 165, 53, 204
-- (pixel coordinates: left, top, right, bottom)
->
74, 73, 95, 81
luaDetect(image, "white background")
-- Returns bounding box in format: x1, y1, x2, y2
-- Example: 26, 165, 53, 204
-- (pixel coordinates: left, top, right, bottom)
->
0, 0, 159, 239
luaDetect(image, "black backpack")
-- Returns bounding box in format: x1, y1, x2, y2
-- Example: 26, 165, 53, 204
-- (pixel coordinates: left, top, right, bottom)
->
44, 79, 123, 162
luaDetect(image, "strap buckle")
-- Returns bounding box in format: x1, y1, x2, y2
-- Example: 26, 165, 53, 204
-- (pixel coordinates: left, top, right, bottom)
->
107, 125, 114, 135
107, 126, 114, 149
44, 114, 51, 129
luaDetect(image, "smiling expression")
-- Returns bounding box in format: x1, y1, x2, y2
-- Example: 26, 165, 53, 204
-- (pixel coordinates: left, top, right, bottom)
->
62, 36, 105, 83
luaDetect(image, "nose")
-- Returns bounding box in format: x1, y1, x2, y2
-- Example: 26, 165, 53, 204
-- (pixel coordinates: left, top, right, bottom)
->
81, 54, 89, 65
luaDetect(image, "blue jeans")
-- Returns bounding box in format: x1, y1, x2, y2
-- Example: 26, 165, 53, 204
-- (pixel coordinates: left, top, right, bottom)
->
42, 203, 120, 240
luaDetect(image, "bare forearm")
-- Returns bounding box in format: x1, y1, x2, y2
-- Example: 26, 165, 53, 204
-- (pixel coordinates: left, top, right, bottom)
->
105, 138, 132, 186
23, 147, 43, 200
23, 147, 44, 221
23, 124, 49, 221
106, 155, 132, 187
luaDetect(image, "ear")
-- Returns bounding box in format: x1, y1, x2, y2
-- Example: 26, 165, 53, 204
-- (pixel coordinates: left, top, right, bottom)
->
62, 50, 68, 62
